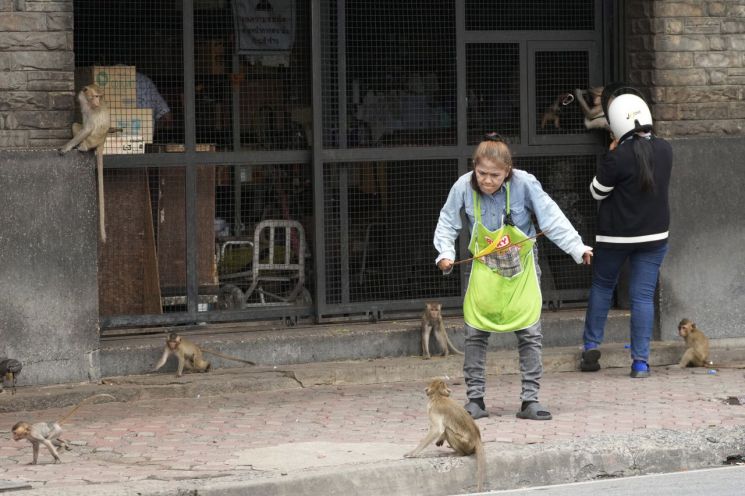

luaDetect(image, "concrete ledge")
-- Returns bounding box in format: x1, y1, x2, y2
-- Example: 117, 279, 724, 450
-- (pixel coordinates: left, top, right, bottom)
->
5, 337, 744, 414
99, 309, 631, 377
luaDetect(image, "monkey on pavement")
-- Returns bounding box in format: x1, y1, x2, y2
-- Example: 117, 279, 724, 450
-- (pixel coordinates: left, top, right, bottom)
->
672, 319, 745, 371
421, 302, 463, 359
12, 393, 116, 465
153, 332, 256, 377
58, 84, 112, 243
676, 318, 711, 368
405, 378, 486, 492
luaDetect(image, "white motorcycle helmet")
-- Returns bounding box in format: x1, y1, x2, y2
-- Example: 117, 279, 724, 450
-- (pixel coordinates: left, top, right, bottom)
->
606, 93, 653, 142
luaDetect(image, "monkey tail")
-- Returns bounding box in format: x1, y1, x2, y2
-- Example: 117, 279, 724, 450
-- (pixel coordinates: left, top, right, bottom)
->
475, 440, 486, 492
201, 348, 256, 365
58, 393, 116, 425
96, 147, 107, 243
446, 334, 464, 356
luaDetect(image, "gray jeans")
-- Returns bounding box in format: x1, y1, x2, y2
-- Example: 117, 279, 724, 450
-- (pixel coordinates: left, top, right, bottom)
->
463, 249, 543, 404
463, 321, 543, 404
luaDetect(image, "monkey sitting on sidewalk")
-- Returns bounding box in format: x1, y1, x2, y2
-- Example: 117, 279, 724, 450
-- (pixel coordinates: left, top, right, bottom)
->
676, 318, 711, 368
675, 319, 745, 370
405, 378, 486, 492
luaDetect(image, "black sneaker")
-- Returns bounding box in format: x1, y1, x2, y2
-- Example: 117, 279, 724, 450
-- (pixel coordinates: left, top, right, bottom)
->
580, 348, 601, 372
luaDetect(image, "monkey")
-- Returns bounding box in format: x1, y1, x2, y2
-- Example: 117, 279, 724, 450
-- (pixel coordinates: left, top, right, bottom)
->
153, 332, 256, 377
676, 318, 711, 368
153, 332, 211, 377
0, 358, 22, 395
12, 393, 115, 465
421, 302, 463, 359
673, 319, 745, 371
574, 87, 610, 131
540, 92, 574, 129
59, 84, 112, 243
404, 378, 486, 492
422, 302, 463, 357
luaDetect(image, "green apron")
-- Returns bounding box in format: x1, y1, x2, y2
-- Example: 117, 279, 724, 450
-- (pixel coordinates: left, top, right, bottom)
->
463, 183, 542, 332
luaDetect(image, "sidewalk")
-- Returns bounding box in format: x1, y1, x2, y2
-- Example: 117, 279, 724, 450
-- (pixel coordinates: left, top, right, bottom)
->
1, 342, 745, 495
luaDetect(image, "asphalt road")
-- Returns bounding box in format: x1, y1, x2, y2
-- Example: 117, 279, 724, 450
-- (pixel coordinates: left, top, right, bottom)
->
475, 466, 745, 496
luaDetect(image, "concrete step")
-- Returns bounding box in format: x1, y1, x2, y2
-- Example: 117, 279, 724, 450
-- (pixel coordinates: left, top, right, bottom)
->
98, 308, 632, 377
3, 335, 744, 414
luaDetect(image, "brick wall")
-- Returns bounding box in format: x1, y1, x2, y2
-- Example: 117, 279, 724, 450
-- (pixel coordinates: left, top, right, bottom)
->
627, 0, 745, 137
0, 0, 74, 149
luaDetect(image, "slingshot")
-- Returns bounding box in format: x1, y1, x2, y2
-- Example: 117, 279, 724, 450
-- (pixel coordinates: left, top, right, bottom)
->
452, 231, 545, 266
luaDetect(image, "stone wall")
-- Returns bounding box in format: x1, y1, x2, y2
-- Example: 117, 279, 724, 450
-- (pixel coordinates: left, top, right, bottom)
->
0, 0, 74, 148
627, 0, 745, 137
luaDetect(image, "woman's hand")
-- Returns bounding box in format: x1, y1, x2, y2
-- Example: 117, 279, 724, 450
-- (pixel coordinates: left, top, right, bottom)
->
437, 259, 454, 272
581, 248, 593, 265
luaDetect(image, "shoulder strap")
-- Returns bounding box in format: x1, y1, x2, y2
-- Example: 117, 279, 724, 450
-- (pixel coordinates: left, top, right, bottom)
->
504, 181, 515, 226
472, 189, 482, 224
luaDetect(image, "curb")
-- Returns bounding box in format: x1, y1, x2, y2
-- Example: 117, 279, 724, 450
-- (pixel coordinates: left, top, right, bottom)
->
11, 425, 745, 496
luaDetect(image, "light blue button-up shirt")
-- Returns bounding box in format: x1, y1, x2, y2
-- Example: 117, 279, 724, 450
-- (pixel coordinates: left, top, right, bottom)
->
434, 169, 588, 266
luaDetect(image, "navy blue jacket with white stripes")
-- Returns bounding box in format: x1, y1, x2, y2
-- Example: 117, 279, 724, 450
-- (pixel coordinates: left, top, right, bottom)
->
590, 134, 672, 248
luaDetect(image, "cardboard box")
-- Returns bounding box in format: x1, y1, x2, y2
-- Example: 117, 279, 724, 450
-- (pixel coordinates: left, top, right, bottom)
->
103, 135, 146, 155
75, 66, 137, 108
163, 143, 216, 152
109, 108, 153, 143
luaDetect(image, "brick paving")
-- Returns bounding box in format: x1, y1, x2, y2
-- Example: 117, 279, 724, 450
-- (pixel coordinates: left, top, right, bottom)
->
1, 366, 744, 490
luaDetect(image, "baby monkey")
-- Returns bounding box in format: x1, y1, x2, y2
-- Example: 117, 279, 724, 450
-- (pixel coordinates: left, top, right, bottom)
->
677, 318, 711, 368
153, 332, 256, 377
12, 393, 115, 464
421, 302, 463, 359
405, 378, 486, 492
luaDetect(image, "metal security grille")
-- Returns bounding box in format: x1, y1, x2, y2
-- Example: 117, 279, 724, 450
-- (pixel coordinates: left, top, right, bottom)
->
321, 0, 340, 149
73, 1, 184, 147
341, 0, 456, 147
67, 0, 618, 329
323, 160, 461, 306
212, 162, 313, 310
536, 51, 592, 136
514, 155, 597, 307
465, 0, 595, 31
193, 7, 233, 150
97, 167, 186, 317
466, 44, 521, 145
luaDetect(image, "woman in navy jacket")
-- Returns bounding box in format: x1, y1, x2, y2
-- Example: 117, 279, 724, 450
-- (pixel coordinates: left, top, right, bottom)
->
579, 88, 673, 378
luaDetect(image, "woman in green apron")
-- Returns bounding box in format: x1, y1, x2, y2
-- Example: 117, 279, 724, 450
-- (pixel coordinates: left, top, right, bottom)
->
434, 135, 593, 420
